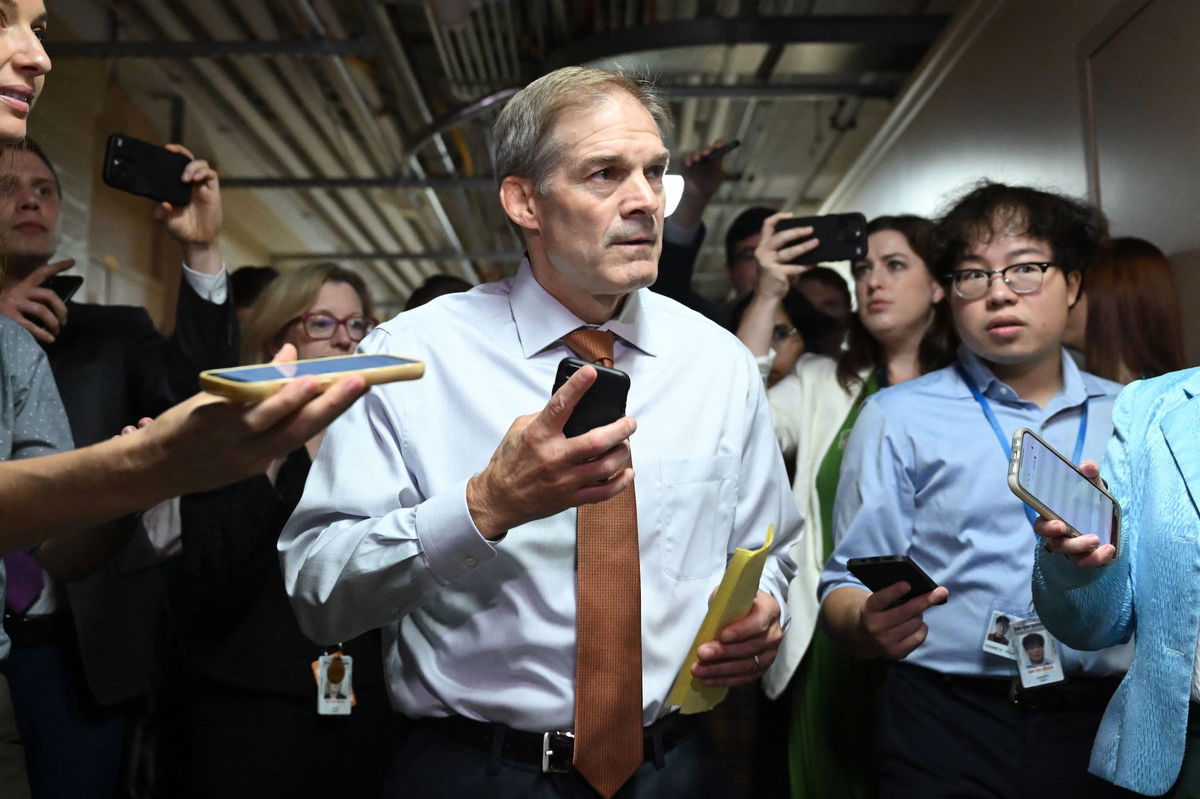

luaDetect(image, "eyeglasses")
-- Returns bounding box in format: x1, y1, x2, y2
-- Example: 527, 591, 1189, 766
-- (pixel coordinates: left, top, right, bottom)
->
947, 262, 1055, 300
771, 324, 798, 342
293, 312, 378, 342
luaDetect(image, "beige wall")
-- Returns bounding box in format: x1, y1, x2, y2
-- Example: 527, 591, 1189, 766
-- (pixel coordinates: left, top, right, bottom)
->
822, 0, 1200, 363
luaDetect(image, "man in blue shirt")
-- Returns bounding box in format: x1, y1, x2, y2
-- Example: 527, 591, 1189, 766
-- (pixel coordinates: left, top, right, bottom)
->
819, 183, 1135, 798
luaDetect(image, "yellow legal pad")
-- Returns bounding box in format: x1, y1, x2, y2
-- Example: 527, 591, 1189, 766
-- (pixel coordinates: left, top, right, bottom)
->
665, 525, 775, 714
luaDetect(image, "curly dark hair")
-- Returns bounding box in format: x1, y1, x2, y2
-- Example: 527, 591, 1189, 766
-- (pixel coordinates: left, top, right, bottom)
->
931, 182, 1109, 281
835, 215, 957, 391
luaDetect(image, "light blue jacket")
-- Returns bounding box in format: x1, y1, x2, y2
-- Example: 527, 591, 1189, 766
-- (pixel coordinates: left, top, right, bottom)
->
1033, 367, 1200, 796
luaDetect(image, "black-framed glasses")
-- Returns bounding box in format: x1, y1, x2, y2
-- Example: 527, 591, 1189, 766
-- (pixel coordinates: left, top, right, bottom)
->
947, 262, 1056, 300
293, 312, 378, 342
771, 323, 798, 342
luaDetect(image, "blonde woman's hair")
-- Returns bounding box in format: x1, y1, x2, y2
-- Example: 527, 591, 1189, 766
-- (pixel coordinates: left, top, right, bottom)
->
239, 262, 374, 365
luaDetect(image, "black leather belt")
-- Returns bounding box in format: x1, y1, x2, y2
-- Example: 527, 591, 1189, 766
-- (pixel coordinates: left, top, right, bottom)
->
3, 612, 72, 649
421, 712, 701, 773
901, 662, 1122, 711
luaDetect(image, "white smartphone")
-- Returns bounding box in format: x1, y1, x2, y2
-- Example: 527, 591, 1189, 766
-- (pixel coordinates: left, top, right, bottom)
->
1007, 427, 1120, 557
200, 353, 424, 402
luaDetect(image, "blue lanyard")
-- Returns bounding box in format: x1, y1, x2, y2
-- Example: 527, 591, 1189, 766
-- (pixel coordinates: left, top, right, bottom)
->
955, 364, 1089, 528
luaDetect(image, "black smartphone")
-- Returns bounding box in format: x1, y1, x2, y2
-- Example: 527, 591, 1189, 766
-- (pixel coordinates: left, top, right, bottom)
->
775, 212, 867, 264
102, 133, 191, 207
552, 357, 630, 438
847, 555, 939, 607
697, 139, 741, 164
42, 274, 83, 303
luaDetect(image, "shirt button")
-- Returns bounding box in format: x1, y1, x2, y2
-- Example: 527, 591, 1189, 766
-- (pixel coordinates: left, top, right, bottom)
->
463, 556, 478, 568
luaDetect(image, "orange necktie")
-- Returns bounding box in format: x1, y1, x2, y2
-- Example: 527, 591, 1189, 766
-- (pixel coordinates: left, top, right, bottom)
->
561, 328, 643, 798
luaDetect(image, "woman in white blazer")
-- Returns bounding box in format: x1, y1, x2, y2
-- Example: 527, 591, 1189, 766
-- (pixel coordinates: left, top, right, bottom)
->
739, 215, 956, 798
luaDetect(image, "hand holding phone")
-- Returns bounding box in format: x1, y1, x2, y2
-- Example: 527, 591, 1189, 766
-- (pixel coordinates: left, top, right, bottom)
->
1010, 428, 1121, 564
552, 357, 630, 438
43, 274, 83, 304
103, 134, 192, 206
843, 554, 948, 660
200, 353, 424, 402
464, 361, 635, 540
774, 212, 867, 265
848, 555, 940, 607
0, 259, 77, 343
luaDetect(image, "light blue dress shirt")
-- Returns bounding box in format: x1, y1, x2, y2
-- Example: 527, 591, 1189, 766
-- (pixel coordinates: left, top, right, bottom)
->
819, 346, 1132, 678
279, 260, 802, 730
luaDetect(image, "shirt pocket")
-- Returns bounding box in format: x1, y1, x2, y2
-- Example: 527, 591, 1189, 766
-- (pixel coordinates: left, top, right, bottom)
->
655, 455, 737, 580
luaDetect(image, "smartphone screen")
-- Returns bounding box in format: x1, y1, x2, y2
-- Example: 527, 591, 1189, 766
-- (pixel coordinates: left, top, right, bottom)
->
209, 355, 417, 383
1016, 432, 1116, 546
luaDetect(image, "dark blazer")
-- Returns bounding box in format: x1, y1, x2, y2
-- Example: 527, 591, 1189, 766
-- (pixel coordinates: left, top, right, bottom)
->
650, 223, 724, 323
43, 278, 238, 705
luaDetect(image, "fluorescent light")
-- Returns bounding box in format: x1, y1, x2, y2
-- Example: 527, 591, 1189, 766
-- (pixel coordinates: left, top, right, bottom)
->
664, 174, 684, 217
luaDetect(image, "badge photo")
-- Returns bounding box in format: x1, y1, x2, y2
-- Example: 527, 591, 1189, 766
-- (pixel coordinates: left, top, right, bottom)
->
1011, 619, 1064, 689
981, 609, 1018, 661
315, 653, 354, 716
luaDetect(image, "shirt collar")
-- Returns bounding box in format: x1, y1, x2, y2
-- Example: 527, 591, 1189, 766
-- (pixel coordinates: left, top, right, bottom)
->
955, 345, 1101, 408
508, 257, 658, 359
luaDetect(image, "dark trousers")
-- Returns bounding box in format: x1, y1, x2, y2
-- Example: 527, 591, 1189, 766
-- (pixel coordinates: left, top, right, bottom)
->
383, 722, 741, 799
0, 639, 129, 799
877, 663, 1138, 799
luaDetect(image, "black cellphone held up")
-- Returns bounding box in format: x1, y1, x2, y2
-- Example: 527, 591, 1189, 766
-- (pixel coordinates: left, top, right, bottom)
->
43, 274, 83, 303
775, 212, 868, 265
102, 134, 191, 207
552, 357, 630, 438
847, 555, 939, 607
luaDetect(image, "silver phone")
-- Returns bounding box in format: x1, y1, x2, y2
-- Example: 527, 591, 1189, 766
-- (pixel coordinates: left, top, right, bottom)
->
1007, 428, 1120, 557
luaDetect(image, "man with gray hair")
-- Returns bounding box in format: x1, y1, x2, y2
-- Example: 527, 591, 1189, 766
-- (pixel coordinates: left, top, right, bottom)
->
280, 65, 801, 798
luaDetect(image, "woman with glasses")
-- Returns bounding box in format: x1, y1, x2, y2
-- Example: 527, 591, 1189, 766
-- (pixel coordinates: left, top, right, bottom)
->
163, 262, 393, 797
739, 214, 956, 799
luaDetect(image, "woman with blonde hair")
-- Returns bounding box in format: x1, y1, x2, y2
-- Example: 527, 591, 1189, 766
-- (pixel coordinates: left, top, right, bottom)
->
165, 262, 394, 797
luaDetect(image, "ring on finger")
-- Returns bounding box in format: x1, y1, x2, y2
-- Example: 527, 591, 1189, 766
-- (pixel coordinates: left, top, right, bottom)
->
752, 654, 761, 672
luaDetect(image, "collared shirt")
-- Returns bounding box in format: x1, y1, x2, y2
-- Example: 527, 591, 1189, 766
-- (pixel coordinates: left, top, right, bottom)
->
280, 259, 801, 730
819, 346, 1132, 678
0, 316, 73, 659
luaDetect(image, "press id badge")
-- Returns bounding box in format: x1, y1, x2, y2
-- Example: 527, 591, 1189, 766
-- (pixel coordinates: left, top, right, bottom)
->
981, 608, 1019, 661
1011, 618, 1064, 688
312, 652, 354, 715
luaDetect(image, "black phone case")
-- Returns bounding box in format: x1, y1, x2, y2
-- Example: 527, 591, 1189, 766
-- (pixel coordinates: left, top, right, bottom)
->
552, 357, 630, 438
776, 212, 868, 265
847, 555, 938, 606
42, 274, 83, 303
102, 133, 192, 207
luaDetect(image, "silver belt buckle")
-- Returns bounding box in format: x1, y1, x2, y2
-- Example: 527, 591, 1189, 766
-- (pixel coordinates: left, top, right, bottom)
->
541, 730, 575, 773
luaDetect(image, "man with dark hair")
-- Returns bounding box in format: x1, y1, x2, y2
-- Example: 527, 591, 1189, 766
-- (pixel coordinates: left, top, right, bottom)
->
229, 264, 279, 326
0, 138, 238, 796
1022, 633, 1049, 666
281, 66, 800, 799
819, 182, 1134, 798
795, 265, 852, 323
403, 273, 473, 311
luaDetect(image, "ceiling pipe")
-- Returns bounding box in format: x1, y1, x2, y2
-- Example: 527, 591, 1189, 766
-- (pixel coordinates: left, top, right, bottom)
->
360, 0, 482, 283
49, 38, 373, 58
128, 0, 414, 297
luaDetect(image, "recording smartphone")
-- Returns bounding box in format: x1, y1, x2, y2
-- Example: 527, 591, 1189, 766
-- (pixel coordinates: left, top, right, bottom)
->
42, 274, 83, 303
552, 357, 630, 438
1008, 428, 1121, 557
775, 212, 868, 264
102, 134, 192, 207
697, 139, 741, 163
200, 353, 424, 403
847, 555, 939, 607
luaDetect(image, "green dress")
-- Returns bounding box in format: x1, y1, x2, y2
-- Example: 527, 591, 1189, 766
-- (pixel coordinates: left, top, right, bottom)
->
789, 373, 889, 799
